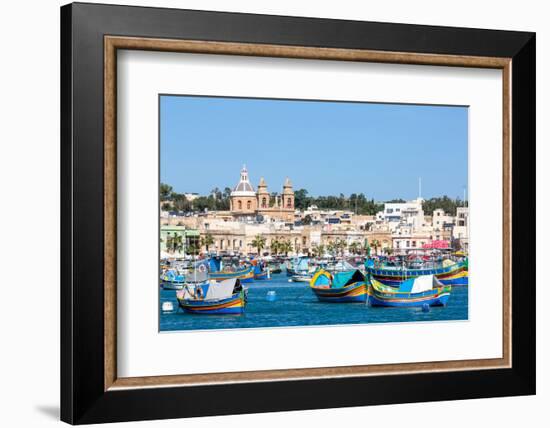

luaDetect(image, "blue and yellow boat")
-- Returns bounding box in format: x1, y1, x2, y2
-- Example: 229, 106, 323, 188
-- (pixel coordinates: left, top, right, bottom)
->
368, 275, 451, 307
252, 261, 271, 280
209, 266, 255, 283
254, 270, 271, 280
366, 259, 468, 286
160, 269, 185, 290
176, 278, 246, 314
309, 269, 368, 303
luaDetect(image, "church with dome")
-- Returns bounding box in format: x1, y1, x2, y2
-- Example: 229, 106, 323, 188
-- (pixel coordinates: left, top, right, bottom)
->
229, 166, 295, 222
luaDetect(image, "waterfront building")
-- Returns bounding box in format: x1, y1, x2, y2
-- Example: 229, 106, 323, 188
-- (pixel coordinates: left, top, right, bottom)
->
432, 208, 454, 229
160, 225, 200, 257
452, 206, 469, 252
159, 168, 468, 257
377, 198, 426, 231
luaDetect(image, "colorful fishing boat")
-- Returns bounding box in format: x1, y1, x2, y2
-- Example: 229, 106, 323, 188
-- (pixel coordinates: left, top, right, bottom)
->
326, 260, 356, 275
366, 259, 468, 286
286, 257, 310, 277
176, 278, 246, 314
268, 263, 282, 274
368, 275, 451, 307
251, 260, 271, 280
254, 269, 271, 280
290, 273, 313, 283
209, 266, 255, 283
160, 269, 185, 290
309, 269, 368, 303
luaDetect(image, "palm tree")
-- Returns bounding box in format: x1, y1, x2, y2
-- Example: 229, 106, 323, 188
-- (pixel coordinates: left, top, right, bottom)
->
279, 240, 293, 256
383, 247, 393, 256
312, 244, 325, 258
200, 233, 214, 252
349, 242, 360, 255
187, 242, 199, 257
371, 239, 381, 255
326, 241, 335, 256
251, 235, 266, 255
335, 238, 347, 256
166, 233, 184, 253
270, 239, 280, 255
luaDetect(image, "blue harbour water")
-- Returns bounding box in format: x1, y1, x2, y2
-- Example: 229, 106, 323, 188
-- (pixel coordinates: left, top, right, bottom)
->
159, 273, 468, 332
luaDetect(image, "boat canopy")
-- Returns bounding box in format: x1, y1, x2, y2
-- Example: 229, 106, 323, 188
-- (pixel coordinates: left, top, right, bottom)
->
332, 270, 365, 288
205, 278, 239, 301
310, 270, 331, 287
397, 275, 435, 293
186, 269, 209, 283
163, 269, 184, 282
330, 260, 355, 271
297, 258, 310, 271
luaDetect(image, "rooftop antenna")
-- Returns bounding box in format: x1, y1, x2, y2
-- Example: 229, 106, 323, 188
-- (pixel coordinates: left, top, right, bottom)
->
463, 186, 467, 207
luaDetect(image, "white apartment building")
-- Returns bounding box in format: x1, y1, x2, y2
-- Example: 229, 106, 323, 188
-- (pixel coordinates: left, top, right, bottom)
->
452, 206, 469, 251
377, 198, 426, 231
432, 208, 454, 229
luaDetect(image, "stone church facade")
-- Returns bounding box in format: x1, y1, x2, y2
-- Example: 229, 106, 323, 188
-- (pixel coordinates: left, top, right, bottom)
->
229, 166, 295, 222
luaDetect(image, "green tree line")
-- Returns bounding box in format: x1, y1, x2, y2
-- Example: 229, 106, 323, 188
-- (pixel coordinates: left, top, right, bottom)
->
161, 183, 466, 216
294, 189, 383, 215
161, 184, 232, 212
422, 196, 467, 216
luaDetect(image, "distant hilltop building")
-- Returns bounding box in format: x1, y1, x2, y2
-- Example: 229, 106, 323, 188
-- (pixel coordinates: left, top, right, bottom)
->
229, 165, 294, 222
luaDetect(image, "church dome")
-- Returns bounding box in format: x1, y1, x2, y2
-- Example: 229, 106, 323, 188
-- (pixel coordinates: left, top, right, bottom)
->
231, 165, 256, 196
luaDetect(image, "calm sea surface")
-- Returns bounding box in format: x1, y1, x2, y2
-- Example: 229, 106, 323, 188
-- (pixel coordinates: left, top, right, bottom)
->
159, 273, 468, 332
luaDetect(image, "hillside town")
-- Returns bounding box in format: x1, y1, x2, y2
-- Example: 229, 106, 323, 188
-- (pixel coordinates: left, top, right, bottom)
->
160, 166, 469, 259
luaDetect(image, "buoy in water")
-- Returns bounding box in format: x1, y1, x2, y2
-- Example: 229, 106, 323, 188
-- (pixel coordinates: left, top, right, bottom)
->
422, 303, 430, 313
266, 290, 277, 301
162, 301, 174, 313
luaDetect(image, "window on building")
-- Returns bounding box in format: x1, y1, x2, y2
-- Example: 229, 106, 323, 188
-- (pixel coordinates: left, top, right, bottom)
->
287, 198, 292, 208
412, 241, 416, 247
247, 200, 251, 209
386, 208, 393, 213
238, 200, 242, 210
302, 237, 306, 245
262, 197, 267, 208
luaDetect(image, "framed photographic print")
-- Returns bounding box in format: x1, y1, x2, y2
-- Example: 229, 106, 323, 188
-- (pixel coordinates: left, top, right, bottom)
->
61, 2, 536, 424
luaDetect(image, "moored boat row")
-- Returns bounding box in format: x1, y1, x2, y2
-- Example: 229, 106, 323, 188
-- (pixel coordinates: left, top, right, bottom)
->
310, 268, 452, 307
161, 254, 467, 315
366, 259, 468, 286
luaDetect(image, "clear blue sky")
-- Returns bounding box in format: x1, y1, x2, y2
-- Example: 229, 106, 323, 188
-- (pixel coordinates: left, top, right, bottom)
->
160, 95, 468, 201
